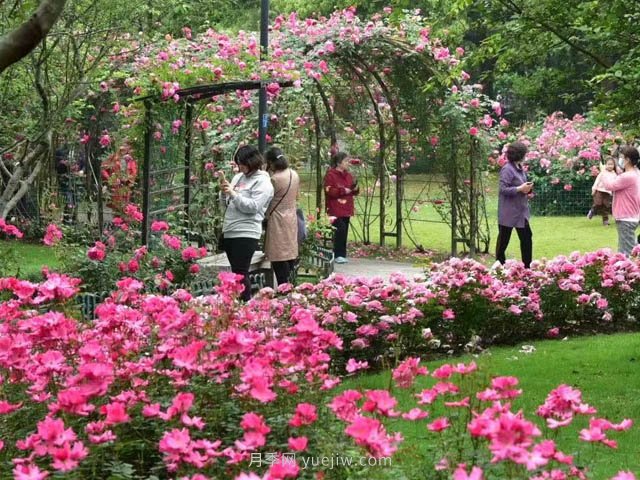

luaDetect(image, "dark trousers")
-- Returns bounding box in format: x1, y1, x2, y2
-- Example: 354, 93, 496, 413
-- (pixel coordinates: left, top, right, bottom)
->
333, 216, 350, 258
591, 191, 612, 222
223, 237, 259, 301
496, 221, 533, 268
272, 259, 297, 286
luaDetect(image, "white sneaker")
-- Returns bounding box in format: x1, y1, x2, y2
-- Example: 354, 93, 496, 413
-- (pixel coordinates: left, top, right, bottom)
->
335, 256, 348, 264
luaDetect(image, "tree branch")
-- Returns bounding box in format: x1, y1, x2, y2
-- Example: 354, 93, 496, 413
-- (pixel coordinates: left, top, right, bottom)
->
0, 0, 68, 74
495, 0, 613, 69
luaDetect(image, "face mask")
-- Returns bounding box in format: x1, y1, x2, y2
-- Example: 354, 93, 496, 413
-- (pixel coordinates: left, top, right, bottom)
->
618, 157, 626, 169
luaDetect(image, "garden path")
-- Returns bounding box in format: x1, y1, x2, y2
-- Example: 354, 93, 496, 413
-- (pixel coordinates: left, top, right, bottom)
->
333, 257, 425, 279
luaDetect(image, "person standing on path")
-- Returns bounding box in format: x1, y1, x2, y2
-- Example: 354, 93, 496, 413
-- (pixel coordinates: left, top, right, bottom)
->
264, 147, 300, 285
220, 145, 274, 301
587, 157, 616, 226
600, 146, 640, 256
496, 142, 534, 268
324, 151, 359, 264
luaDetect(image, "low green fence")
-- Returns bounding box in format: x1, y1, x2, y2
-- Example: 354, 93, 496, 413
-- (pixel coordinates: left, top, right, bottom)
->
529, 181, 593, 216
77, 245, 335, 320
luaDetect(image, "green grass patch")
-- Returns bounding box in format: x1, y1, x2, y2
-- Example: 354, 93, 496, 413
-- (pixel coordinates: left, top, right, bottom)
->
344, 332, 640, 479
1, 240, 60, 279
300, 172, 617, 261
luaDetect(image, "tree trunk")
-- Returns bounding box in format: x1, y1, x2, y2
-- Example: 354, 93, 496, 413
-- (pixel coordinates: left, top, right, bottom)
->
0, 0, 68, 74
0, 136, 50, 219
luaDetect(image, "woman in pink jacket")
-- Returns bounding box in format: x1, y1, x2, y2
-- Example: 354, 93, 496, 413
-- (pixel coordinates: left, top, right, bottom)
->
600, 146, 640, 255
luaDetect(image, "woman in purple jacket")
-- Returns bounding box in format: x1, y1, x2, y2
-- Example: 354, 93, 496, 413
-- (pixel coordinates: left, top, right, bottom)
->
496, 142, 534, 268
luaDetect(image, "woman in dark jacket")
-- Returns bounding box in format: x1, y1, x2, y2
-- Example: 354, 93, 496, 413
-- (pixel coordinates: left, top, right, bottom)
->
323, 152, 359, 264
496, 142, 534, 268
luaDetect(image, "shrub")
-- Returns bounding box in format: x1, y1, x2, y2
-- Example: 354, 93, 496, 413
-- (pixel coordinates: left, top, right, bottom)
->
0, 249, 638, 479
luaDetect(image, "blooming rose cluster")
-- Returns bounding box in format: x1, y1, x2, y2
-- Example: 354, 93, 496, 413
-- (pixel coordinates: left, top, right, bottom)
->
0, 256, 635, 479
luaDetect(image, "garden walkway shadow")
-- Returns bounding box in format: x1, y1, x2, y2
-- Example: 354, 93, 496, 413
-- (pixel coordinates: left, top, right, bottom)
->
333, 257, 425, 279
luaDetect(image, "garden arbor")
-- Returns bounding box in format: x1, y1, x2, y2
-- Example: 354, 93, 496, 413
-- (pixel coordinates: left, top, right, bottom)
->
111, 9, 499, 255
138, 81, 293, 246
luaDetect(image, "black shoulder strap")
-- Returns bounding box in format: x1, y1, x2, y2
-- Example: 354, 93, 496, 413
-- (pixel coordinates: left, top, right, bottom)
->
268, 170, 293, 217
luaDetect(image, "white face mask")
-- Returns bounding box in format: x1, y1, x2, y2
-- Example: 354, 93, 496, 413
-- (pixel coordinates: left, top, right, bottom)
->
618, 156, 626, 169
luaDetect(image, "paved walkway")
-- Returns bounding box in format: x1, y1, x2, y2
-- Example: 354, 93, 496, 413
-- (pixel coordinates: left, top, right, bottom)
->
333, 257, 425, 279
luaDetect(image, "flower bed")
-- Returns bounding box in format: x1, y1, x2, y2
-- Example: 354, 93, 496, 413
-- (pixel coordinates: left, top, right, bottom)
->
0, 247, 639, 479
348, 242, 436, 263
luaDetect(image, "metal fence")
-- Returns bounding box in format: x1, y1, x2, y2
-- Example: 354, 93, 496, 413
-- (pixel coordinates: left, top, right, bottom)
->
529, 181, 594, 216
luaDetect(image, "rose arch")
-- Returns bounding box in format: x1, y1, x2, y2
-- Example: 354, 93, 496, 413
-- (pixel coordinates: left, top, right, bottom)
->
88, 8, 507, 256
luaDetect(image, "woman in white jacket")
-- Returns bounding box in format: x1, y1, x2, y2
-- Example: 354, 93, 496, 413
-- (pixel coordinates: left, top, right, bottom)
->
220, 145, 274, 300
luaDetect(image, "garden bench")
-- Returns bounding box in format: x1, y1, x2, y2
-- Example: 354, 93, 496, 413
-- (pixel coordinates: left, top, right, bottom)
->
292, 245, 334, 283
195, 251, 275, 292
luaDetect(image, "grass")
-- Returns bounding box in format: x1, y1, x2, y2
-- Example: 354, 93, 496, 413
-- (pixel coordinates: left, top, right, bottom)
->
344, 332, 640, 479
0, 240, 60, 279
299, 172, 618, 262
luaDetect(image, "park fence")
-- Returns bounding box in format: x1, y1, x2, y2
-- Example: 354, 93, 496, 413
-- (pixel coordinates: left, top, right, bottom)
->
529, 180, 593, 216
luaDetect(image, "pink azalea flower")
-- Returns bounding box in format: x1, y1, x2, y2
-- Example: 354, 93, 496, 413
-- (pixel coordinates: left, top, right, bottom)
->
346, 358, 369, 373
427, 417, 451, 432
101, 402, 130, 425
611, 472, 636, 480
453, 465, 484, 480
442, 309, 456, 320
289, 403, 317, 427
402, 408, 429, 420
13, 464, 50, 480
288, 436, 308, 451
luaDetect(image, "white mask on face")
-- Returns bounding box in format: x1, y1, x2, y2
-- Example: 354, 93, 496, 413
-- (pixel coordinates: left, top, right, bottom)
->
618, 156, 626, 169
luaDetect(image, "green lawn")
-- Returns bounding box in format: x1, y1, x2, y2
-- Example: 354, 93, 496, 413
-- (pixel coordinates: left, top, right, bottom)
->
345, 333, 640, 479
1, 240, 60, 279
300, 172, 617, 261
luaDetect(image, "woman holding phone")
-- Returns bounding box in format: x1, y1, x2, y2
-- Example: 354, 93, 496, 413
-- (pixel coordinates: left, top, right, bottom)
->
495, 141, 534, 268
219, 145, 274, 301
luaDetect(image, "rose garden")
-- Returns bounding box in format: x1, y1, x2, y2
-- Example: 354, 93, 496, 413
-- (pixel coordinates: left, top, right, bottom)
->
0, 3, 639, 480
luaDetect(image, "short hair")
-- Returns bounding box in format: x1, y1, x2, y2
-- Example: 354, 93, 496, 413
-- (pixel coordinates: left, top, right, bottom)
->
234, 145, 264, 173
330, 151, 348, 168
506, 142, 528, 163
620, 145, 640, 167
266, 147, 289, 171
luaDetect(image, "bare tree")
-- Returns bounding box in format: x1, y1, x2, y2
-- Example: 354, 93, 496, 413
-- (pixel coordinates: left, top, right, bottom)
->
0, 0, 68, 74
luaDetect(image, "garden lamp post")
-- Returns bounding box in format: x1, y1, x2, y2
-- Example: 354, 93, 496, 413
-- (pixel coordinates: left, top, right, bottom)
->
258, 0, 269, 154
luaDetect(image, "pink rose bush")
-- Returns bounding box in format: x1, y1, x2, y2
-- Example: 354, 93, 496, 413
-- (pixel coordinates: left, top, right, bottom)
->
496, 113, 623, 215
0, 243, 638, 478
58, 211, 208, 295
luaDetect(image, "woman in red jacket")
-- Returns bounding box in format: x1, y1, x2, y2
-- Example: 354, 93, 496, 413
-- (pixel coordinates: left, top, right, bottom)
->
324, 152, 359, 263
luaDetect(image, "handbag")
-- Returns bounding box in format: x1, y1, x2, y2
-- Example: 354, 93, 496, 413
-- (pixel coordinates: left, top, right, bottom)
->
296, 207, 307, 245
